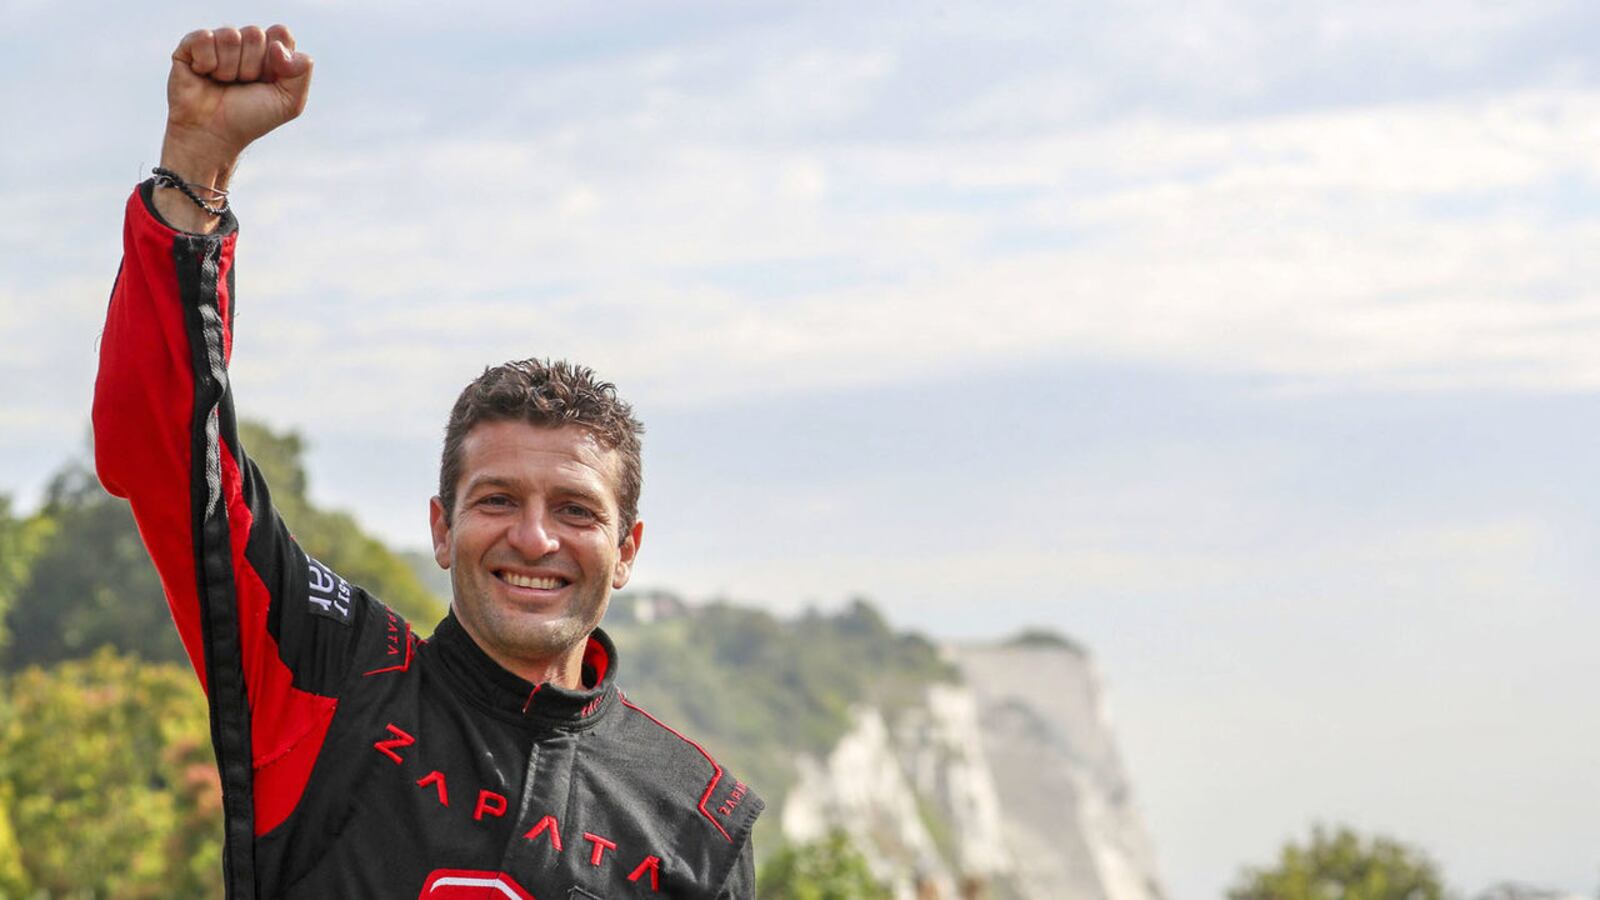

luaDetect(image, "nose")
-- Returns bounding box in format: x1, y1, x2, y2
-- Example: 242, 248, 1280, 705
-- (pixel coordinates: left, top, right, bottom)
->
506, 505, 560, 559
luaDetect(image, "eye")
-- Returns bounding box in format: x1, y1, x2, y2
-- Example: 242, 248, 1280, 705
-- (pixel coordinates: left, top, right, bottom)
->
477, 494, 514, 509
557, 502, 596, 521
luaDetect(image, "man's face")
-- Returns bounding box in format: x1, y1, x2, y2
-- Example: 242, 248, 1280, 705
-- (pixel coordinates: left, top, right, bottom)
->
429, 420, 642, 681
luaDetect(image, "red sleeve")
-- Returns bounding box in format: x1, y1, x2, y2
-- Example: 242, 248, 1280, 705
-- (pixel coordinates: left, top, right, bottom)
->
92, 185, 393, 866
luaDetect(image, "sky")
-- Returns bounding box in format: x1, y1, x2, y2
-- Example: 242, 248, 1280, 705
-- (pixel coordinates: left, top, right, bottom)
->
2, 1, 1598, 896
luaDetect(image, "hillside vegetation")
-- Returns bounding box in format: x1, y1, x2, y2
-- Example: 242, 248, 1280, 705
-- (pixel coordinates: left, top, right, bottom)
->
607, 595, 959, 838
0, 427, 953, 894
0, 421, 444, 673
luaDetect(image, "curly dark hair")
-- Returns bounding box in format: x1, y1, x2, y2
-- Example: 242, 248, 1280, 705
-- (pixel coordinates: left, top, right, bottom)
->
438, 359, 643, 541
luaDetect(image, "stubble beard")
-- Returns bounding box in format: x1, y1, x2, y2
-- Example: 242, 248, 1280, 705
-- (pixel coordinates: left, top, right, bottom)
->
450, 564, 605, 676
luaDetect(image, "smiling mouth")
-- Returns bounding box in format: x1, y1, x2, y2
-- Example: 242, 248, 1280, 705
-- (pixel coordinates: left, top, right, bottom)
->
495, 570, 570, 590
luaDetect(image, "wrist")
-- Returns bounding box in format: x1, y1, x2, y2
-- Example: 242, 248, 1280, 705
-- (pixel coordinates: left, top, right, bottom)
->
159, 125, 240, 191
156, 127, 241, 234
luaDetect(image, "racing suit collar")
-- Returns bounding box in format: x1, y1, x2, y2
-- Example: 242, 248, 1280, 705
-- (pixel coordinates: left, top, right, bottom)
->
430, 612, 618, 728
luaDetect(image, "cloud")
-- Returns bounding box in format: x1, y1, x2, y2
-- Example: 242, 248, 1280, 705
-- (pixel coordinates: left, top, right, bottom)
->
7, 2, 1597, 476
208, 78, 1597, 436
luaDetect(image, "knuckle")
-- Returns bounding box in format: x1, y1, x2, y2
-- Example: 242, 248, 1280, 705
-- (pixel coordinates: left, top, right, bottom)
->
240, 24, 265, 42
215, 26, 241, 46
179, 28, 211, 52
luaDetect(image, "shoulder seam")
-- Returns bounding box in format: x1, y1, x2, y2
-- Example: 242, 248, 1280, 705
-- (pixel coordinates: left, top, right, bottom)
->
617, 696, 734, 842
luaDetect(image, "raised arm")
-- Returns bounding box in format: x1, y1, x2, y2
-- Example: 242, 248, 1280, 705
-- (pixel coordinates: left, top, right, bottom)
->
95, 21, 317, 697
92, 27, 402, 897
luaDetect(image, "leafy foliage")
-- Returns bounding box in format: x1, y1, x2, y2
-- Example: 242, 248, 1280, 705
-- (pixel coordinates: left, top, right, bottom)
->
607, 596, 958, 849
756, 830, 892, 900
1228, 824, 1447, 900
1, 421, 445, 671
3, 466, 187, 670
235, 421, 445, 630
0, 495, 53, 658
0, 650, 221, 898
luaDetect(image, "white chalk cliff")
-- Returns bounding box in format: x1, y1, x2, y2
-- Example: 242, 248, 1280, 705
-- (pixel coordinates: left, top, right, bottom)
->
781, 637, 1164, 900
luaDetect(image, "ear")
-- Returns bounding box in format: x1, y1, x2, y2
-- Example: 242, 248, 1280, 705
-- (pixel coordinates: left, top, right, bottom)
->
612, 519, 644, 590
429, 496, 452, 570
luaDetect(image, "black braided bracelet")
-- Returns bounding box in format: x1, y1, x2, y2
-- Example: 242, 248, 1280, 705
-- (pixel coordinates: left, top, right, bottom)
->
152, 166, 230, 217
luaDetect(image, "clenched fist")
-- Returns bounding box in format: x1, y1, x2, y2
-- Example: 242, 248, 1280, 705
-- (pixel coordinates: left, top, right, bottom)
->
157, 25, 313, 231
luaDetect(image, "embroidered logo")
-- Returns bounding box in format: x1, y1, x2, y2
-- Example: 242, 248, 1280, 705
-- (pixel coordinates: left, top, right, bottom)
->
382, 726, 667, 894
417, 869, 535, 899
306, 555, 353, 623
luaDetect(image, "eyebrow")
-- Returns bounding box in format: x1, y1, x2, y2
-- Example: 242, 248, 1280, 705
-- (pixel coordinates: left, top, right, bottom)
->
558, 485, 611, 513
462, 474, 523, 496
462, 474, 611, 512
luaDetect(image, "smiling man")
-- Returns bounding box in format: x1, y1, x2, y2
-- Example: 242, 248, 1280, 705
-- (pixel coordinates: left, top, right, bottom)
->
433, 365, 647, 689
93, 24, 761, 899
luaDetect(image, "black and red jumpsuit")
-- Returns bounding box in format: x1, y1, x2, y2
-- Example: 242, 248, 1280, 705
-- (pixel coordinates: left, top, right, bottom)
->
93, 182, 763, 899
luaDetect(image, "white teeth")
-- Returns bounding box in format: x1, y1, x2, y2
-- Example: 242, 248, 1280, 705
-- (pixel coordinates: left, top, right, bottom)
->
501, 572, 564, 590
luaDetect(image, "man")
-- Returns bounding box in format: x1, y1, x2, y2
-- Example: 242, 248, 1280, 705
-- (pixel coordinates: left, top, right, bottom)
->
93, 25, 762, 899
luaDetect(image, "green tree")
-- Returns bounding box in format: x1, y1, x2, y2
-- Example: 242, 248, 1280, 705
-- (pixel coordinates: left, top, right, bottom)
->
611, 599, 956, 818
4, 465, 187, 669
608, 596, 957, 855
235, 421, 445, 629
3, 421, 445, 670
0, 495, 53, 658
0, 649, 222, 898
1228, 824, 1447, 900
757, 830, 892, 900
0, 780, 29, 898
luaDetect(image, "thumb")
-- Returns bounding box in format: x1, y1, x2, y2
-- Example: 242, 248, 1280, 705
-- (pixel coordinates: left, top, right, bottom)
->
267, 45, 314, 115
266, 43, 313, 84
